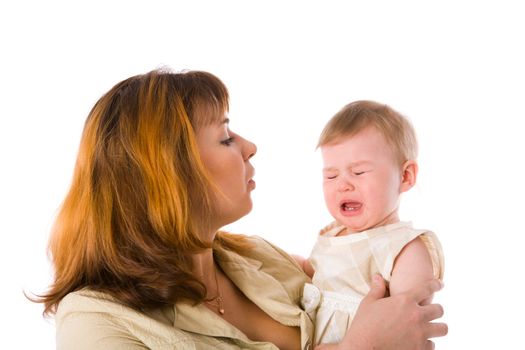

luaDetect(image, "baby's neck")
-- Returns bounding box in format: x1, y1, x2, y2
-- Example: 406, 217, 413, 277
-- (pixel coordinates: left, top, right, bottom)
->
341, 215, 400, 236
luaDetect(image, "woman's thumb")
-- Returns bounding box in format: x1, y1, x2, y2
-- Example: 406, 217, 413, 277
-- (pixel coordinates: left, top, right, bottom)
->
363, 274, 387, 301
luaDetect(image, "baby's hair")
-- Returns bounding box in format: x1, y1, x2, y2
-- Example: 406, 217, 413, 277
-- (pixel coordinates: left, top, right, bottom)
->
318, 100, 418, 166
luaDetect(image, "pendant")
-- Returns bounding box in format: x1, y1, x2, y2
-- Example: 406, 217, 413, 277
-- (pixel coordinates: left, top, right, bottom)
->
217, 296, 225, 315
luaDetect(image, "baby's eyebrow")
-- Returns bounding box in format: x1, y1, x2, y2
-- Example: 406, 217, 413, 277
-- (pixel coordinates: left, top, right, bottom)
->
323, 161, 373, 172
348, 161, 373, 167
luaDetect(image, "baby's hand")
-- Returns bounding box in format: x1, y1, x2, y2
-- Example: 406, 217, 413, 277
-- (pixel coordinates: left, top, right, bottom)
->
291, 255, 315, 278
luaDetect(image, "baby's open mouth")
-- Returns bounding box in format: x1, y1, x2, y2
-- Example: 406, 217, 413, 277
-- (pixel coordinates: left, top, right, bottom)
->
341, 201, 362, 211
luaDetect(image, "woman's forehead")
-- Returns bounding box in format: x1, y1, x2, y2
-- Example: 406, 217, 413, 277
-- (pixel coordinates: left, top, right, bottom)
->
192, 102, 228, 128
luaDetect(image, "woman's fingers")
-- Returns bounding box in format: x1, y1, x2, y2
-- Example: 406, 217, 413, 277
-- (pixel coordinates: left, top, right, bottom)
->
410, 279, 443, 304
425, 340, 435, 350
342, 277, 447, 349
421, 303, 444, 322
425, 322, 448, 338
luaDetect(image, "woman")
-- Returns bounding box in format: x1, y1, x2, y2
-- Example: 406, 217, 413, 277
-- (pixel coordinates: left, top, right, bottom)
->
36, 69, 446, 349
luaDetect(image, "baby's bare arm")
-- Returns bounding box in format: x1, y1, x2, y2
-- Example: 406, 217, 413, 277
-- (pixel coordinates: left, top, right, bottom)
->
389, 237, 435, 304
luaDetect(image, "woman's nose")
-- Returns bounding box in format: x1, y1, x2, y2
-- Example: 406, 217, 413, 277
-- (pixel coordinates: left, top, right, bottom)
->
243, 138, 257, 161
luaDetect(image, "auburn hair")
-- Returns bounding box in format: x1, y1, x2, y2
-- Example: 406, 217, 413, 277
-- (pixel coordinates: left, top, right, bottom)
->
318, 100, 418, 165
35, 69, 251, 315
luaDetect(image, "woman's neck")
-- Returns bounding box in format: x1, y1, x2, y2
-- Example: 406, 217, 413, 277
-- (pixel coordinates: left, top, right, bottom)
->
191, 248, 217, 294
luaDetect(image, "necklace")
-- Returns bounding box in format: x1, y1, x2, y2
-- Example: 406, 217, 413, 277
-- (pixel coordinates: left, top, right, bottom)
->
205, 266, 225, 315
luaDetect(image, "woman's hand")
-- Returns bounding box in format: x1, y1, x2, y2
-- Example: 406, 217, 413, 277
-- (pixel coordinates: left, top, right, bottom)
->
320, 275, 447, 350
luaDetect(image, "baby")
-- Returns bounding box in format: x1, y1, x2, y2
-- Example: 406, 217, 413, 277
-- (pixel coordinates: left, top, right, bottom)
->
297, 100, 444, 346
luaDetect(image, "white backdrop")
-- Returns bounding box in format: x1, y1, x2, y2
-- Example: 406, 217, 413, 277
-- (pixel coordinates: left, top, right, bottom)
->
1, 1, 524, 348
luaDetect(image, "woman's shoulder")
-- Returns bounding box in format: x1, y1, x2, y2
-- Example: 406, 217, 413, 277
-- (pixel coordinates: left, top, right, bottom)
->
220, 235, 310, 291
56, 289, 134, 322
243, 235, 303, 267
56, 289, 194, 349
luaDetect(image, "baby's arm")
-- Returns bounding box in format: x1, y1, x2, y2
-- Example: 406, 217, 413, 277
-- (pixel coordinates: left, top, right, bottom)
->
292, 255, 315, 278
389, 236, 435, 305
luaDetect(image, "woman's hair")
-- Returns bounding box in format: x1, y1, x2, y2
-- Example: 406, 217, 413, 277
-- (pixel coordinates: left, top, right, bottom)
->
36, 68, 250, 315
318, 100, 418, 165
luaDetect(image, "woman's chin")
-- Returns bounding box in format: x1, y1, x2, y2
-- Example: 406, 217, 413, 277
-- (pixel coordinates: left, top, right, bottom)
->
219, 202, 254, 227
236, 201, 254, 220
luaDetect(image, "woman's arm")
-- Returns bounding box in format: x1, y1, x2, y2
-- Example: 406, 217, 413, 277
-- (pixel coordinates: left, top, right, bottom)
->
57, 312, 150, 350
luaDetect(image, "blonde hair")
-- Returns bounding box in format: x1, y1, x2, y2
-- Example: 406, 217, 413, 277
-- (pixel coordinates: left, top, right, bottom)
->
318, 100, 418, 165
35, 69, 251, 315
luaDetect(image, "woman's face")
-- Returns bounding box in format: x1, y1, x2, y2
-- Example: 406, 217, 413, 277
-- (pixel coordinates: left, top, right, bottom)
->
196, 114, 257, 231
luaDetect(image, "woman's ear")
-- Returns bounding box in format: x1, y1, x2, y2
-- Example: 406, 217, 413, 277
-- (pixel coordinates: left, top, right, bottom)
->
400, 160, 418, 193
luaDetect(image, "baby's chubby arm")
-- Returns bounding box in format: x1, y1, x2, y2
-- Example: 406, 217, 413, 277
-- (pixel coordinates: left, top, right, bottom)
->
389, 236, 435, 304
292, 255, 315, 278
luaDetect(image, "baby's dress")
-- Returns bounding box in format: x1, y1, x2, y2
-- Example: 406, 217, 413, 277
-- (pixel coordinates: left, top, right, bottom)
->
302, 221, 444, 345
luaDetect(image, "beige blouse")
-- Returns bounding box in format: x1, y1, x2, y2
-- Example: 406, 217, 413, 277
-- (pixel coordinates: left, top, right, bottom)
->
55, 236, 314, 349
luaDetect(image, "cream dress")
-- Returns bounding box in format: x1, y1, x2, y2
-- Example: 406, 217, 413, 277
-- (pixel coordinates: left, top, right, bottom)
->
302, 221, 444, 345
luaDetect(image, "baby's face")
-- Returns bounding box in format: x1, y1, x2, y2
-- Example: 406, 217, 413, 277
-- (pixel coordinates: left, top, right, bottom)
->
321, 126, 403, 234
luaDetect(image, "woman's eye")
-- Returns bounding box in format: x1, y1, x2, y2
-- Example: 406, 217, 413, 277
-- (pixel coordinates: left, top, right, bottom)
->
221, 137, 234, 146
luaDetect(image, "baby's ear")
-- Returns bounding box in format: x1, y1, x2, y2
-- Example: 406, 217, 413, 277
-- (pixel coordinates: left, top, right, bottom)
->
400, 160, 418, 193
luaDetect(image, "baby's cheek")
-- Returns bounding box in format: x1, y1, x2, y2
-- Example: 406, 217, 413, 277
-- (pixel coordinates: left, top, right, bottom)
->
326, 198, 339, 216
322, 185, 332, 201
